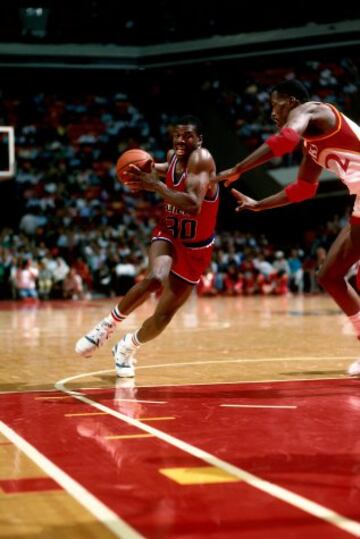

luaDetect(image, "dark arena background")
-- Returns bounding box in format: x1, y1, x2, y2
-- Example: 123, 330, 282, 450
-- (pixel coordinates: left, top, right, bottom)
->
1, 2, 360, 538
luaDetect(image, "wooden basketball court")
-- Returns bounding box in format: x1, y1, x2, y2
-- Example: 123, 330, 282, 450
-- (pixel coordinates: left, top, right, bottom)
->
1, 294, 360, 538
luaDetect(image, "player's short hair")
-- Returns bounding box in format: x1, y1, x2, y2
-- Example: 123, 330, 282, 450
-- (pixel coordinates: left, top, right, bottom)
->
177, 115, 203, 135
272, 79, 310, 103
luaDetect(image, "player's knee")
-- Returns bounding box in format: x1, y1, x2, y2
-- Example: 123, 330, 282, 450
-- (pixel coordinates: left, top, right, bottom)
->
144, 272, 165, 291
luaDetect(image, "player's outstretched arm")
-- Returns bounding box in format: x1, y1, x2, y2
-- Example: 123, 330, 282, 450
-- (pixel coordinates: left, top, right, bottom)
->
231, 188, 291, 213
232, 152, 322, 213
215, 104, 315, 187
215, 144, 274, 186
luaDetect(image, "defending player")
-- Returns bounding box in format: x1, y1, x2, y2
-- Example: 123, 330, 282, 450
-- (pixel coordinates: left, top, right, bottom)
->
75, 116, 219, 377
215, 80, 360, 376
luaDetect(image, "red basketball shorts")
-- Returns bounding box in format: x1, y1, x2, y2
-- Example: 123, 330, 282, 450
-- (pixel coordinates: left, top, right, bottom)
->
151, 227, 214, 285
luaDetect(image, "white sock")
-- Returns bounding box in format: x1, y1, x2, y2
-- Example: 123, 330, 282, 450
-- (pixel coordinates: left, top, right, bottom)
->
109, 306, 127, 324
348, 311, 360, 337
124, 331, 142, 350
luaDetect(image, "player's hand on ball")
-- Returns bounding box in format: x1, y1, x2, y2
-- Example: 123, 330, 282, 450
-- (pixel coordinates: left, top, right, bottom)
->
118, 169, 142, 192
116, 149, 154, 192
126, 164, 159, 192
231, 189, 260, 212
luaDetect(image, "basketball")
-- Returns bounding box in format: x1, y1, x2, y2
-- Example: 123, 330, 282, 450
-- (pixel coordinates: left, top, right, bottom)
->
116, 149, 154, 182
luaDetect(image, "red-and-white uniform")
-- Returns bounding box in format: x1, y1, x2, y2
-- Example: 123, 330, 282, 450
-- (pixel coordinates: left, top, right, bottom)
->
152, 154, 219, 284
303, 104, 360, 223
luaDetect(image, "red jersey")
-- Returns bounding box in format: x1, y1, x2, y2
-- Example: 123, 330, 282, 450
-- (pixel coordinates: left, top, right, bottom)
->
303, 104, 360, 195
160, 153, 219, 247
151, 153, 219, 284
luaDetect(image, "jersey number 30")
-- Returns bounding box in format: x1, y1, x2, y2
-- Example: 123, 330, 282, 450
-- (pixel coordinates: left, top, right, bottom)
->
166, 216, 197, 240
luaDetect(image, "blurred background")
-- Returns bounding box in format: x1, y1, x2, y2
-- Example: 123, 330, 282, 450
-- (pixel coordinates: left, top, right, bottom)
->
0, 0, 359, 301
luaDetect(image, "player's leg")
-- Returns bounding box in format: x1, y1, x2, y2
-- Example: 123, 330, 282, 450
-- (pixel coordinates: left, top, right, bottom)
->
137, 273, 194, 342
75, 240, 173, 357
317, 223, 360, 318
339, 222, 360, 376
113, 273, 194, 377
116, 240, 173, 314
317, 222, 360, 376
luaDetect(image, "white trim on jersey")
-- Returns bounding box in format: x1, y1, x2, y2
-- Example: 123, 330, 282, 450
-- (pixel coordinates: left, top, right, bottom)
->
170, 269, 199, 285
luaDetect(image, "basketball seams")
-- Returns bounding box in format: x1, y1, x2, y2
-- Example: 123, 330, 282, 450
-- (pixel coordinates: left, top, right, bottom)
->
116, 149, 153, 181
117, 158, 152, 173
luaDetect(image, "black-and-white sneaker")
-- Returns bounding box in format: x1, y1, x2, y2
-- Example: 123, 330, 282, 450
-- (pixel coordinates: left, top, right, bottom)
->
112, 336, 136, 378
75, 318, 116, 357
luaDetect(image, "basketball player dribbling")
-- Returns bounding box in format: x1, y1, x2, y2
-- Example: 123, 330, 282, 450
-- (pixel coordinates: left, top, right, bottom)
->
215, 80, 360, 376
76, 116, 219, 377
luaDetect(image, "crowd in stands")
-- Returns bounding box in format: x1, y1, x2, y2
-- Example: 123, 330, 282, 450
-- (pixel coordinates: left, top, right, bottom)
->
198, 214, 360, 297
204, 57, 359, 165
0, 57, 359, 302
1, 209, 359, 301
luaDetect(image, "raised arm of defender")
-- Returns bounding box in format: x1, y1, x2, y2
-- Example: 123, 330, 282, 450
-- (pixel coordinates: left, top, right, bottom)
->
231, 149, 323, 213
215, 103, 325, 187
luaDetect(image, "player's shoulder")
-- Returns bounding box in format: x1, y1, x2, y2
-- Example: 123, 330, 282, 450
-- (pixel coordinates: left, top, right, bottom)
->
189, 146, 214, 163
298, 101, 335, 114
187, 147, 216, 175
290, 101, 336, 123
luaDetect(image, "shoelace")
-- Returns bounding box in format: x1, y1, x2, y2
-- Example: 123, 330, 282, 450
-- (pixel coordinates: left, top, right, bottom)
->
114, 344, 138, 366
94, 322, 114, 342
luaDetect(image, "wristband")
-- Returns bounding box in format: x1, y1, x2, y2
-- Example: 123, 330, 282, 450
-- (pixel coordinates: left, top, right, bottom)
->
266, 127, 301, 157
285, 179, 319, 202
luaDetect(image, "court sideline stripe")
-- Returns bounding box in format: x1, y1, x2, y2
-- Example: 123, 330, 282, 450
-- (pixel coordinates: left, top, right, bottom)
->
0, 421, 144, 539
54, 381, 360, 537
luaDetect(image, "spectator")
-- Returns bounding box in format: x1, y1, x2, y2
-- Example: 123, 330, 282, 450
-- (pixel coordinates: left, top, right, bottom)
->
271, 270, 289, 296
63, 268, 85, 300
288, 249, 304, 293
50, 256, 70, 298
14, 259, 39, 300
114, 255, 137, 295
223, 263, 244, 296
37, 259, 53, 300
273, 251, 290, 276
197, 268, 218, 297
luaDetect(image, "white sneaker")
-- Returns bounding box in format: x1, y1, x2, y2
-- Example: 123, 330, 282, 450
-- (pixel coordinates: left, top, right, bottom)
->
75, 318, 116, 357
112, 336, 136, 378
347, 359, 360, 377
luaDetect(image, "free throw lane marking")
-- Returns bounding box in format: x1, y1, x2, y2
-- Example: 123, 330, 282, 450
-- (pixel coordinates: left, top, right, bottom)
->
35, 396, 73, 400
113, 399, 167, 404
220, 404, 297, 409
65, 412, 107, 417
104, 434, 154, 440
138, 417, 175, 421
0, 421, 144, 539
55, 378, 360, 538
160, 466, 240, 485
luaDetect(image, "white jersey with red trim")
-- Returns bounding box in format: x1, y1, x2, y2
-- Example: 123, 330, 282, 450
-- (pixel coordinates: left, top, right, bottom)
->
303, 104, 360, 195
